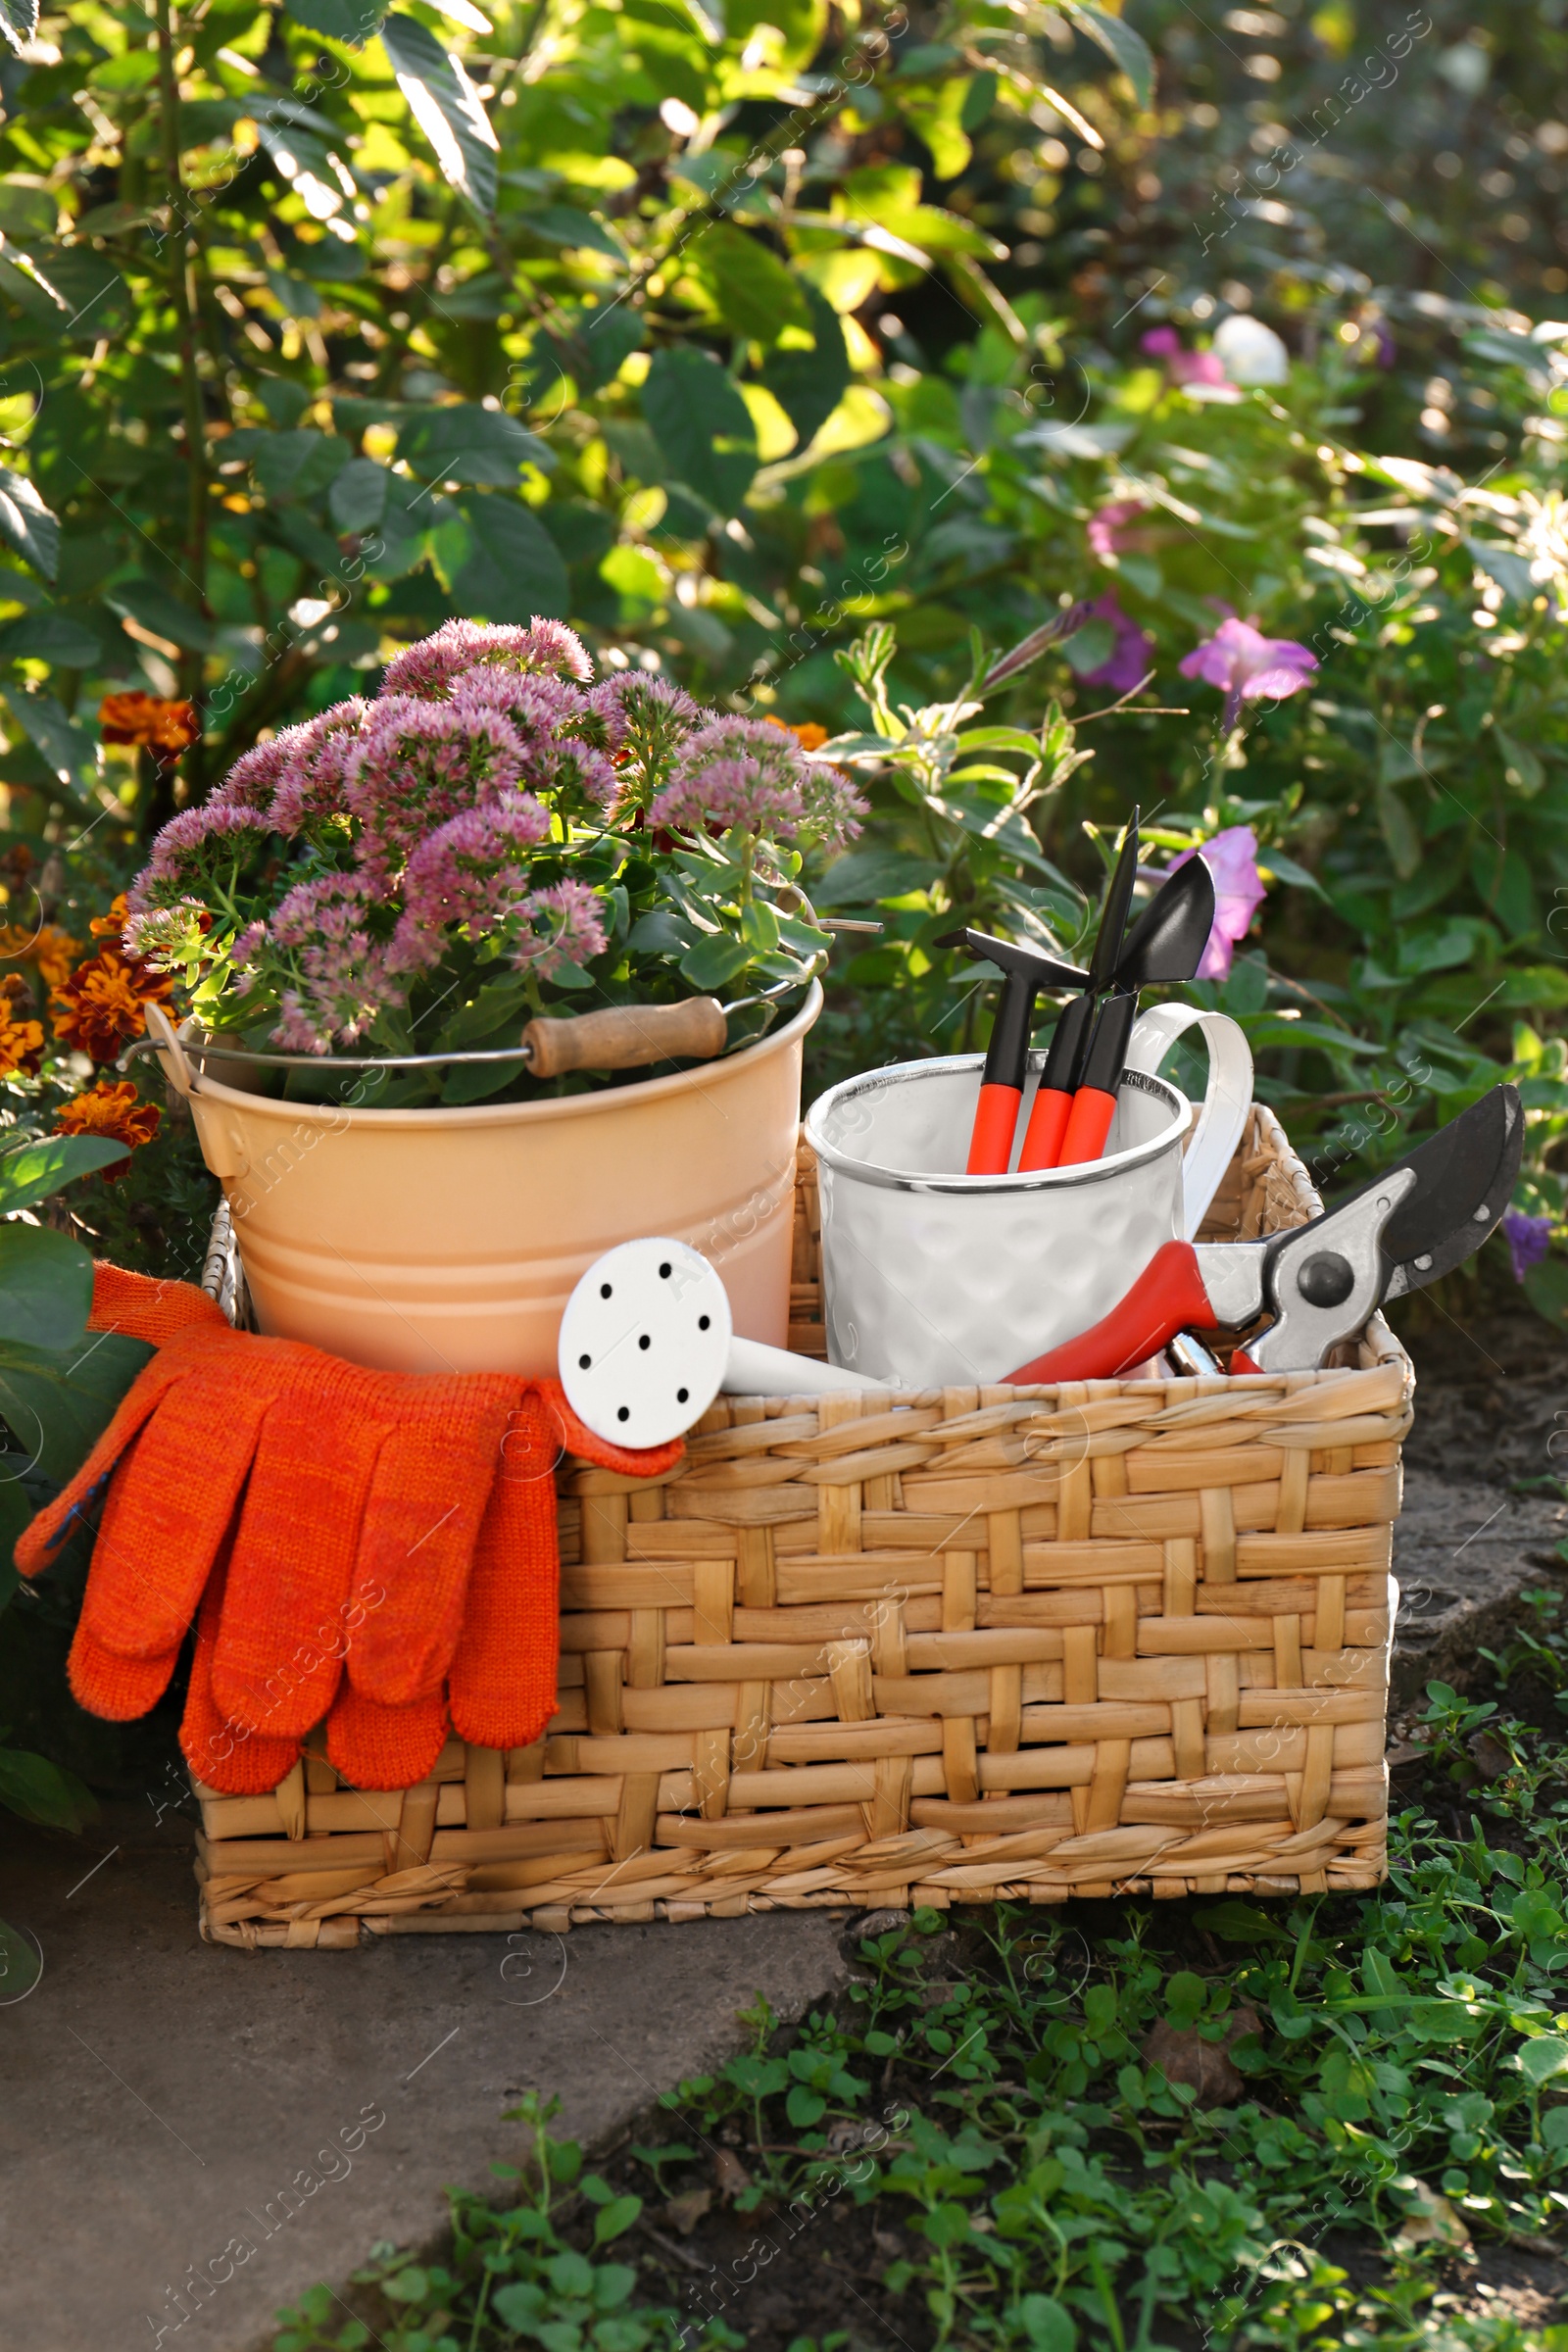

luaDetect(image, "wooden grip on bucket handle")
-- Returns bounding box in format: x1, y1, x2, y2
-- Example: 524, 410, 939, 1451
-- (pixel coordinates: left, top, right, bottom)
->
520, 997, 728, 1078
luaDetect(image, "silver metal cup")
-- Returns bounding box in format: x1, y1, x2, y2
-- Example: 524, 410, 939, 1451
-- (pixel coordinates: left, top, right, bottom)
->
805, 1053, 1194, 1388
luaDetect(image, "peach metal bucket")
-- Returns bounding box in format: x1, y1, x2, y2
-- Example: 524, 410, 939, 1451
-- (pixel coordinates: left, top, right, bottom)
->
150, 986, 820, 1378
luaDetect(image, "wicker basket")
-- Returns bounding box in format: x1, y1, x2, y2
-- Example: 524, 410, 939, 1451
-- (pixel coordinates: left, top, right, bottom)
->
192, 1104, 1407, 1947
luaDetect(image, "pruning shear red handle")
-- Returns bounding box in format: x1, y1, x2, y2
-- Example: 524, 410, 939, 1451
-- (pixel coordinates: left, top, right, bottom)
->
1006, 1240, 1267, 1382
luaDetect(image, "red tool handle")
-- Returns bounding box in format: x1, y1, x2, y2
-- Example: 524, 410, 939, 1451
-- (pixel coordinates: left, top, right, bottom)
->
1005, 1240, 1218, 1383
1016, 1083, 1073, 1171
966, 1082, 1022, 1175
1055, 1085, 1117, 1167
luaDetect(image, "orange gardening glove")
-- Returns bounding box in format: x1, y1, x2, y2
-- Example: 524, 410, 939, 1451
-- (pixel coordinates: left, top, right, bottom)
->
23, 1266, 684, 1797
315, 1385, 681, 1787
180, 1537, 304, 1796
88, 1262, 228, 1348
325, 1683, 451, 1791
447, 1384, 683, 1752
18, 1324, 519, 1741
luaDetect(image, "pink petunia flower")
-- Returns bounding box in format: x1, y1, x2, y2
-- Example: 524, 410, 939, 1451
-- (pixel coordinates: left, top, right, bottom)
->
1141, 325, 1229, 387
1502, 1209, 1553, 1284
1178, 616, 1318, 733
1168, 824, 1268, 980
379, 618, 594, 700
1075, 594, 1156, 696
1087, 500, 1151, 561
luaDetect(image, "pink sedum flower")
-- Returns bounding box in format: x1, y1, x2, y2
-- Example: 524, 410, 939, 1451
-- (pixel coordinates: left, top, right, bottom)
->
1169, 824, 1268, 980
653, 717, 808, 837
208, 735, 289, 817
391, 796, 554, 971
1179, 616, 1318, 732
345, 696, 528, 880
653, 717, 865, 849
269, 872, 405, 1052
129, 803, 272, 911
594, 674, 702, 808
268, 701, 368, 835
511, 879, 609, 978
121, 897, 210, 970
379, 617, 593, 700
227, 918, 269, 994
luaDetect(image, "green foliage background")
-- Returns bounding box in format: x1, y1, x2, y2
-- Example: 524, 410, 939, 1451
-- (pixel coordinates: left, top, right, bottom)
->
0, 0, 1557, 1291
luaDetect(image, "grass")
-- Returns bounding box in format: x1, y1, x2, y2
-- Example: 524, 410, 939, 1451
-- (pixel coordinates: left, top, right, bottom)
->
270, 1582, 1568, 2352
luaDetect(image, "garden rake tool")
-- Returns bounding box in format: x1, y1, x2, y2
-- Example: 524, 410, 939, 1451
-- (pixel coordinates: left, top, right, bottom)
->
933, 930, 1090, 1174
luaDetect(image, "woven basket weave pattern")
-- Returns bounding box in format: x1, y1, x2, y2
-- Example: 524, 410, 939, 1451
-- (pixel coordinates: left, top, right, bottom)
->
193, 1105, 1406, 1949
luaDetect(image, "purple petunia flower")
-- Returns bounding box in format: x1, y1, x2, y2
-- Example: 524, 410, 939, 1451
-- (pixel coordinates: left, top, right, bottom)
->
1076, 594, 1156, 695
1179, 616, 1318, 733
1168, 824, 1268, 980
1502, 1209, 1553, 1284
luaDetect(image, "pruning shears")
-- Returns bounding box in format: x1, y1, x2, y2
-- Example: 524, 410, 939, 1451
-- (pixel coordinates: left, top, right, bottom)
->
1005, 1084, 1524, 1383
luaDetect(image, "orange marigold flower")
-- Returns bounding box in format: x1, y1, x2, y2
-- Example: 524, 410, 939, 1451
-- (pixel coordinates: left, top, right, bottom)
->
764, 715, 830, 752
52, 946, 174, 1064
89, 893, 131, 939
0, 922, 82, 990
98, 693, 200, 766
0, 992, 43, 1079
55, 1079, 161, 1165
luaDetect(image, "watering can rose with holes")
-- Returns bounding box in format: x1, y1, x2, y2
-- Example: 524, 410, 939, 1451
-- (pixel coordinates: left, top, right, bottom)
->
130, 622, 862, 1375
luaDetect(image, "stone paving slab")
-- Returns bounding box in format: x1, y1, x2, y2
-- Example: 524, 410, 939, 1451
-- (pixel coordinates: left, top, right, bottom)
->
1390, 1467, 1568, 1708
0, 1808, 847, 2352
